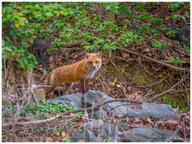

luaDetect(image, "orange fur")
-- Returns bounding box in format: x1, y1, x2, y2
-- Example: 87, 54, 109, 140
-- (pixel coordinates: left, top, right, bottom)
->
45, 52, 102, 98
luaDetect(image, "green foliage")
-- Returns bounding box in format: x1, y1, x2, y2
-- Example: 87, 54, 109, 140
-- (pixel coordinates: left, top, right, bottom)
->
21, 100, 74, 118
168, 2, 185, 9
186, 48, 190, 55
100, 2, 120, 13
117, 31, 144, 46
170, 12, 187, 21
149, 38, 167, 50
53, 126, 64, 133
35, 127, 47, 134
75, 112, 84, 120
35, 125, 64, 134
62, 137, 70, 142
3, 2, 189, 70
63, 120, 73, 127
139, 13, 163, 24
2, 2, 87, 70
161, 96, 189, 112
168, 57, 186, 66
131, 2, 148, 12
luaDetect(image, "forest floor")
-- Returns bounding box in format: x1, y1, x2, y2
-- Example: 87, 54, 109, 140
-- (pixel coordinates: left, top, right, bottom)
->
2, 47, 190, 142
2, 2, 190, 142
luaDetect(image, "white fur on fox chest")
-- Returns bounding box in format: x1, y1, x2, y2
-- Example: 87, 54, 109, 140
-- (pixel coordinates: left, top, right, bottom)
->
83, 66, 100, 80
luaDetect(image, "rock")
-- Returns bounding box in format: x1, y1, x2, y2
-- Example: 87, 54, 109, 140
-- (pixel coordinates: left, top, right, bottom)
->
122, 106, 148, 118
103, 100, 132, 117
84, 120, 119, 142
83, 91, 178, 120
123, 108, 148, 118
121, 127, 182, 142
97, 123, 118, 142
53, 93, 82, 110
89, 108, 108, 120
85, 119, 104, 130
162, 25, 190, 43
117, 123, 129, 130
82, 90, 133, 117
69, 129, 97, 142
82, 90, 107, 106
134, 103, 178, 120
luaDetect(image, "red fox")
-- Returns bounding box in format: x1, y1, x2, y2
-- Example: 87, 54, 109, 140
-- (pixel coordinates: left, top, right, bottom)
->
44, 52, 102, 98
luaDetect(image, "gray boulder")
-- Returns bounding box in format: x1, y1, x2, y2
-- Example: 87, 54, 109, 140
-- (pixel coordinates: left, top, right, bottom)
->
89, 107, 108, 120
121, 127, 182, 142
84, 120, 119, 142
117, 123, 129, 130
83, 90, 178, 120
129, 103, 178, 120
53, 91, 178, 121
82, 90, 134, 117
141, 103, 178, 120
97, 123, 118, 142
53, 93, 82, 110
70, 128, 97, 142
85, 119, 104, 130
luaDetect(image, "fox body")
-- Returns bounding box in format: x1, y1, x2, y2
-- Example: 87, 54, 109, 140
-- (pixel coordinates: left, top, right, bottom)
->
45, 52, 102, 98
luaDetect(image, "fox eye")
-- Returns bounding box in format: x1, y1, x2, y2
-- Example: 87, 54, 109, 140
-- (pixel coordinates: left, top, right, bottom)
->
95, 61, 98, 64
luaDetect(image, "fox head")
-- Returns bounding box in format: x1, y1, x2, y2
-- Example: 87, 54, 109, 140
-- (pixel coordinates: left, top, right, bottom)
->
85, 52, 102, 71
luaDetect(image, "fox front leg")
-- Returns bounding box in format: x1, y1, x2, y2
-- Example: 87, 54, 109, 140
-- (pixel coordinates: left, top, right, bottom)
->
80, 79, 90, 94
85, 79, 90, 92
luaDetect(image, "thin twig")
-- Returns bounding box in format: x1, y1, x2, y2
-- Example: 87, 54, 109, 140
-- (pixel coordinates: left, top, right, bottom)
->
150, 75, 189, 100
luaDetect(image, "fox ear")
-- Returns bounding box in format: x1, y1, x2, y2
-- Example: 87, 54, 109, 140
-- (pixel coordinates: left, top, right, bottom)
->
85, 52, 90, 58
96, 51, 102, 58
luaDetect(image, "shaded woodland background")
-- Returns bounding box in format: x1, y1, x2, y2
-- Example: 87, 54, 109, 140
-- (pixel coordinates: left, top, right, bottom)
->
2, 2, 190, 142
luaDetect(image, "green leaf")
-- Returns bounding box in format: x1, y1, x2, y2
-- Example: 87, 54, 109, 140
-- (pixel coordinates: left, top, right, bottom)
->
181, 16, 186, 21
46, 12, 53, 17
62, 137, 70, 142
184, 106, 189, 112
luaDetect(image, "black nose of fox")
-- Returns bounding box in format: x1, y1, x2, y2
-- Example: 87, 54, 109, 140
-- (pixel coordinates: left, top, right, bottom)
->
93, 65, 97, 69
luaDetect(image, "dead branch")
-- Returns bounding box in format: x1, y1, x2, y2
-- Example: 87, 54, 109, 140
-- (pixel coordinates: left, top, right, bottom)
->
109, 50, 118, 69
117, 47, 189, 72
63, 39, 92, 48
150, 75, 189, 100
3, 98, 142, 126
61, 47, 82, 51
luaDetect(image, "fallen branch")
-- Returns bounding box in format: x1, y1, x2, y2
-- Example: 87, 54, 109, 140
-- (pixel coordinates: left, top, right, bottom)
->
150, 75, 189, 100
64, 40, 85, 47
117, 47, 189, 72
3, 98, 142, 126
63, 39, 92, 48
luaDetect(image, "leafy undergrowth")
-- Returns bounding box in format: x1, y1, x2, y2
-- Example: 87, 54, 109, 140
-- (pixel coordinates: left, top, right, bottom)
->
21, 100, 75, 118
